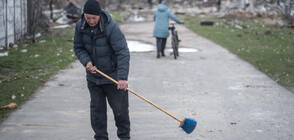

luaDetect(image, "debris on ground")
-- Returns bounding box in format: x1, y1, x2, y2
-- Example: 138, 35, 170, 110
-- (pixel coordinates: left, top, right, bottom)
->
230, 122, 237, 125
11, 95, 16, 100
0, 103, 18, 110
0, 77, 9, 83
200, 21, 214, 26
26, 33, 41, 40
44, 2, 81, 29
64, 2, 81, 22
47, 22, 71, 29
20, 49, 28, 53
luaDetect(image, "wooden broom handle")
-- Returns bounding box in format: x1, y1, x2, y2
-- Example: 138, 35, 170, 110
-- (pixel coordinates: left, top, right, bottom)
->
95, 69, 182, 123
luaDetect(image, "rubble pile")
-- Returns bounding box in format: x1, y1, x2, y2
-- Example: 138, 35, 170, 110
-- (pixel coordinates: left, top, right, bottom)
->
221, 0, 291, 19
169, 0, 293, 26
43, 2, 82, 29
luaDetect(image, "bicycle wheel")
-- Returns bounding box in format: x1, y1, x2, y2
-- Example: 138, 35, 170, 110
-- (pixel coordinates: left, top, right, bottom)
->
175, 31, 179, 57
172, 37, 178, 59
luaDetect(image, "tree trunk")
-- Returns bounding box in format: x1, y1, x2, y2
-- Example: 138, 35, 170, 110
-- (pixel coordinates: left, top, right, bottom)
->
50, 0, 53, 20
27, 0, 34, 38
27, 0, 43, 43
285, 1, 289, 21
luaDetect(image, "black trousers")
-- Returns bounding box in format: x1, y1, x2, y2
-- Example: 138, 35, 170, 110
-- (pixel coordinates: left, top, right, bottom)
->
156, 37, 167, 55
87, 80, 130, 140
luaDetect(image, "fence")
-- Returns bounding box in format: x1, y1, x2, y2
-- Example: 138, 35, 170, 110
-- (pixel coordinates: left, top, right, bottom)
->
0, 0, 27, 47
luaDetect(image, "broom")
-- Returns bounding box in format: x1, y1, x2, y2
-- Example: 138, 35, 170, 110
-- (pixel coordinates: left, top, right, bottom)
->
95, 69, 197, 134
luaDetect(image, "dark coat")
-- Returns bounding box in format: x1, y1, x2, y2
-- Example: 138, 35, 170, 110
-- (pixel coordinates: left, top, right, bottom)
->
73, 10, 130, 85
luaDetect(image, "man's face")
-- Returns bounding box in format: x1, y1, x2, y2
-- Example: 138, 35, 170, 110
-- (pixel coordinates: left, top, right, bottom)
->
84, 14, 100, 27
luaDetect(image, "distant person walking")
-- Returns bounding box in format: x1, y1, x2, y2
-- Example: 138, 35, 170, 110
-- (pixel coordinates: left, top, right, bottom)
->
153, 1, 183, 58
73, 0, 131, 139
148, 0, 153, 9
159, 0, 162, 4
217, 0, 221, 12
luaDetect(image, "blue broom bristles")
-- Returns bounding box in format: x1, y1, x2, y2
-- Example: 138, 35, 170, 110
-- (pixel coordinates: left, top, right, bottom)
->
181, 118, 197, 134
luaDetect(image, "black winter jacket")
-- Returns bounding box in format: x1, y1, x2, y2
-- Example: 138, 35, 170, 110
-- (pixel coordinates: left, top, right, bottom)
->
73, 11, 130, 85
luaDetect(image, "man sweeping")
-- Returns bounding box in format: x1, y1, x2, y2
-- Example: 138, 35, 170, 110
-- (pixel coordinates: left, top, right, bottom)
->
73, 0, 131, 139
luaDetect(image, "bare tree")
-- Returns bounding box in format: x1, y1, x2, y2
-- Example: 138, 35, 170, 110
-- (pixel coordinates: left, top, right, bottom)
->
27, 0, 44, 43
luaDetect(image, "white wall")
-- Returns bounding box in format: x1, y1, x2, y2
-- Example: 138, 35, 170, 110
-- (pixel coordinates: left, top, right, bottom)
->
0, 0, 27, 47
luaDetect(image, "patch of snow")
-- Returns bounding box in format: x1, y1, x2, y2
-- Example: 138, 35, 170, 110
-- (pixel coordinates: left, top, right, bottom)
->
127, 16, 145, 22
127, 40, 199, 53
50, 24, 71, 29
39, 40, 46, 43
127, 10, 145, 22
13, 44, 18, 48
127, 41, 156, 52
20, 49, 27, 53
166, 48, 199, 53
26, 33, 41, 39
56, 14, 72, 24
0, 52, 9, 57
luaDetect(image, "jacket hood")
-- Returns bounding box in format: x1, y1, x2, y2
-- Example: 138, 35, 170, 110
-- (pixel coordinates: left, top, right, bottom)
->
158, 4, 168, 12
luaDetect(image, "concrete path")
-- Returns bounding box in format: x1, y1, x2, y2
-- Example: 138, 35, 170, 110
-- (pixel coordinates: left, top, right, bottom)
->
1, 19, 294, 140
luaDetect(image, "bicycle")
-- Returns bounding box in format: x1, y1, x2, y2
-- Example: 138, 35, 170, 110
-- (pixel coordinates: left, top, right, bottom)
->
169, 23, 181, 59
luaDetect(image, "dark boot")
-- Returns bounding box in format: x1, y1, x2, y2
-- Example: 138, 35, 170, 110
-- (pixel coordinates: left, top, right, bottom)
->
157, 52, 160, 58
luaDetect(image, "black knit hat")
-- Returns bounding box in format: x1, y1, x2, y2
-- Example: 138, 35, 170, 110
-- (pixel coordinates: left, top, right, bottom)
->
84, 0, 102, 15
